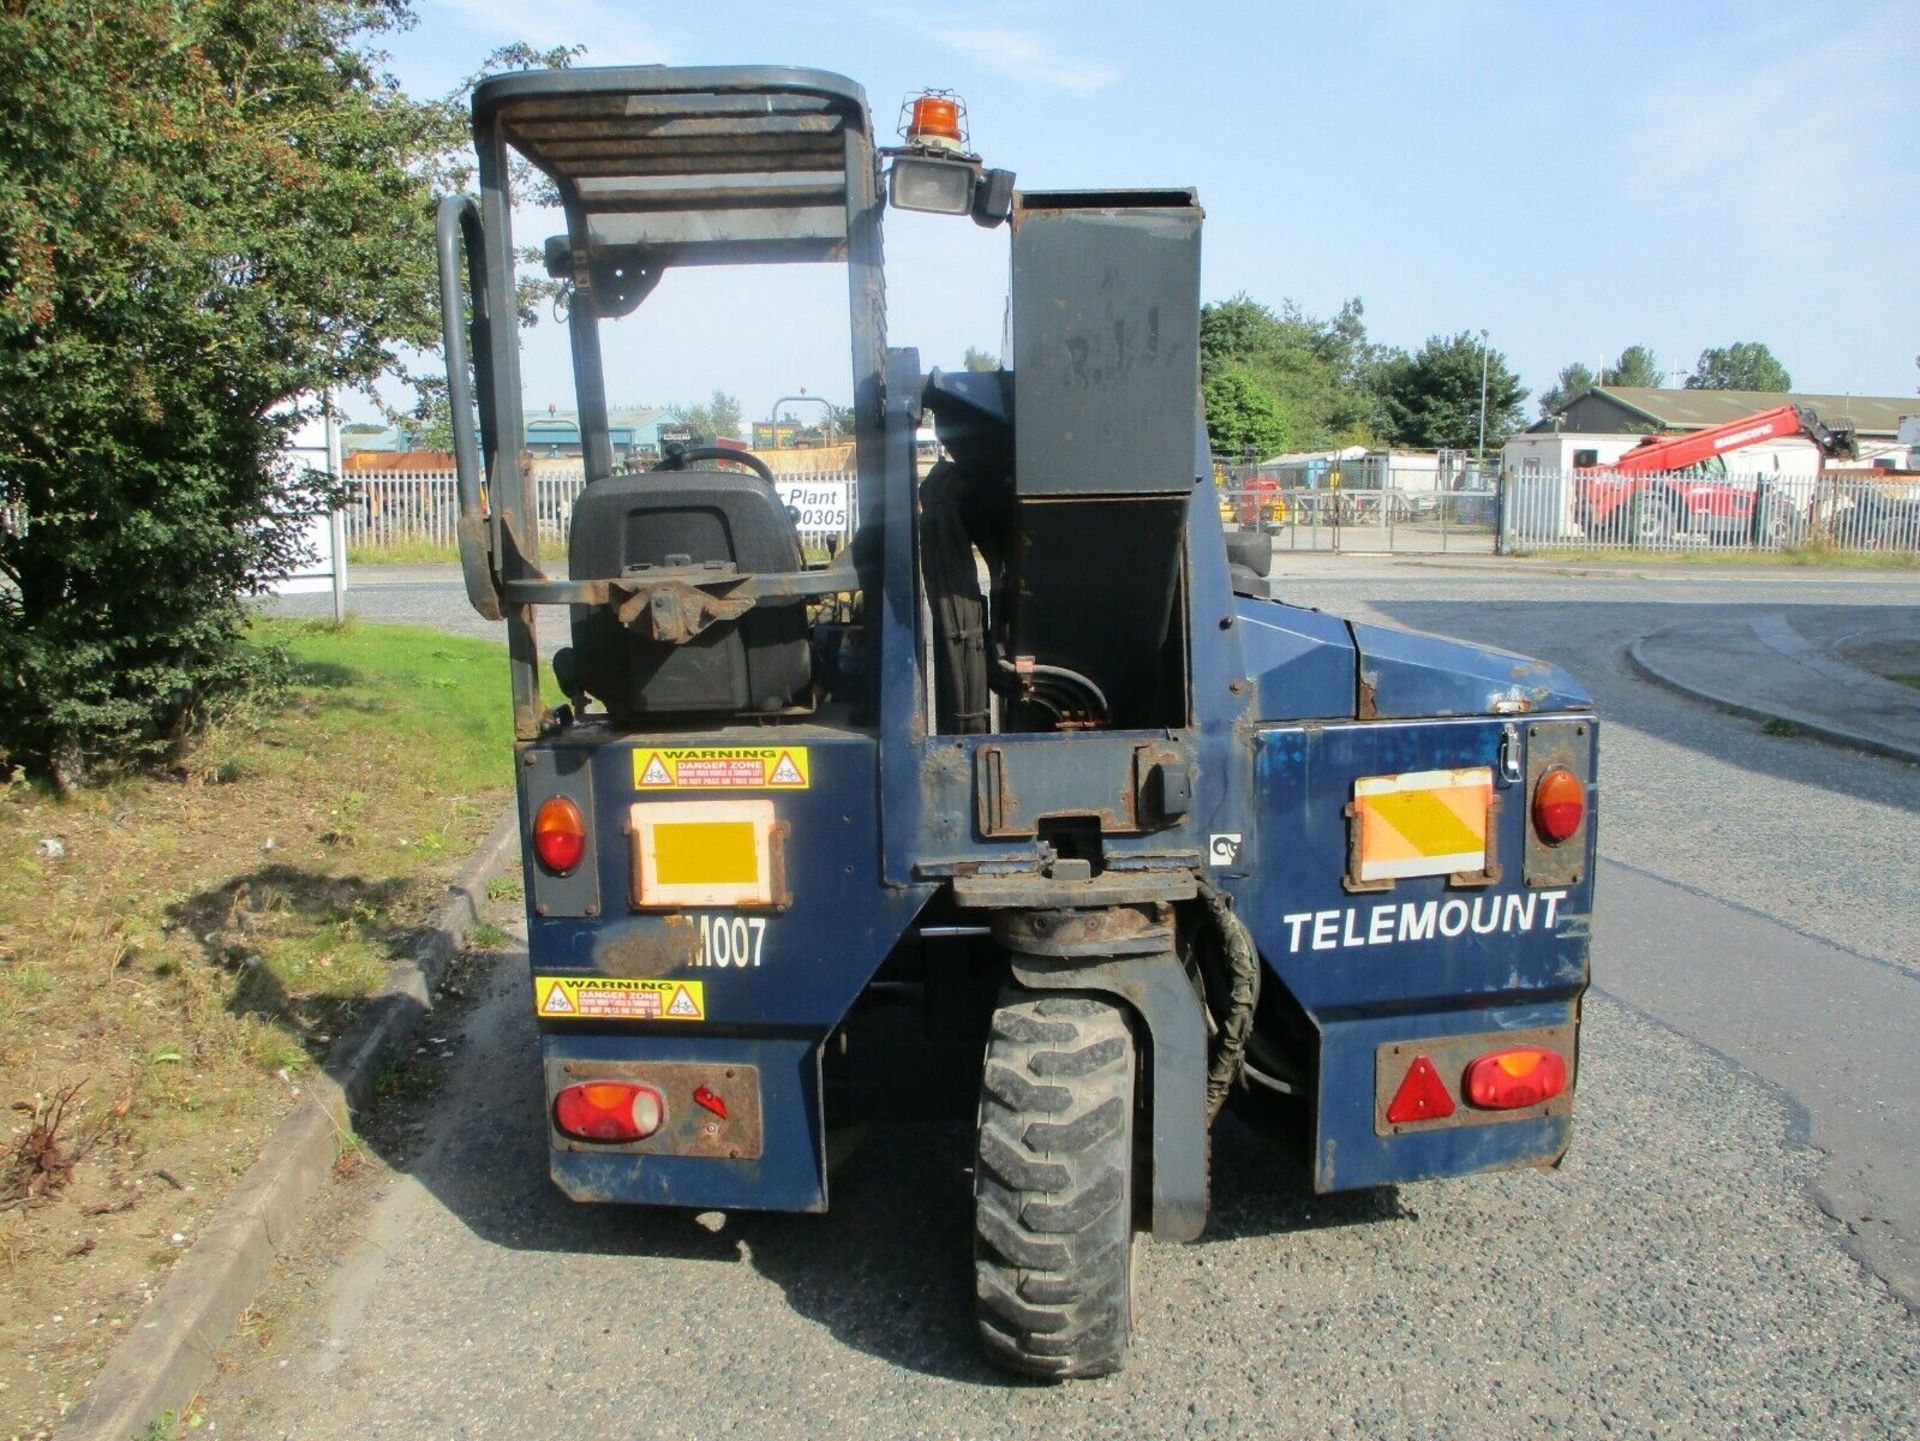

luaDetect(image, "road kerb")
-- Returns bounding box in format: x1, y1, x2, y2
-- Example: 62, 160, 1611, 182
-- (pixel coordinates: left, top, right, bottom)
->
1627, 630, 1920, 767
54, 804, 521, 1441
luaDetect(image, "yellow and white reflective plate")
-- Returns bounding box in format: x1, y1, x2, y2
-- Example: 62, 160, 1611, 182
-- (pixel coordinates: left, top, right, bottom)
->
628, 799, 783, 909
1352, 767, 1492, 882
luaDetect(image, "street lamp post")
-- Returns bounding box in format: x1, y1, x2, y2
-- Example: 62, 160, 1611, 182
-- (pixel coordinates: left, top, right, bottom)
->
1476, 327, 1490, 466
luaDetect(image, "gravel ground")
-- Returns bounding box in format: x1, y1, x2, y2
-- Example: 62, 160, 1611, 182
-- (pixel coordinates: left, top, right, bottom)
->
206, 935, 1917, 1439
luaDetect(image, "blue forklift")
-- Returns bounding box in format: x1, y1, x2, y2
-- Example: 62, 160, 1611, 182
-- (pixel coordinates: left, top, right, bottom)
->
437, 66, 1597, 1378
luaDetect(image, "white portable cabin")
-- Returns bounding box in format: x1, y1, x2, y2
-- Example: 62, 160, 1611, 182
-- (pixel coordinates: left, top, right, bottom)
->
1252, 447, 1464, 496
1504, 428, 1847, 484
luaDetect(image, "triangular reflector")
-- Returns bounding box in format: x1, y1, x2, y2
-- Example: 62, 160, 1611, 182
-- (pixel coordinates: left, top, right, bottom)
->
1385, 1054, 1455, 1123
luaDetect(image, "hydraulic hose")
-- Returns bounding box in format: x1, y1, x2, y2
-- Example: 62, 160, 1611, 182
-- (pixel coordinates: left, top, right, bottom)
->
989, 653, 1110, 723
1199, 882, 1260, 1122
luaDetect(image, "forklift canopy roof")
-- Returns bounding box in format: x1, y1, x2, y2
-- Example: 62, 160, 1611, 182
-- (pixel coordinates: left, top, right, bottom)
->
472, 66, 875, 267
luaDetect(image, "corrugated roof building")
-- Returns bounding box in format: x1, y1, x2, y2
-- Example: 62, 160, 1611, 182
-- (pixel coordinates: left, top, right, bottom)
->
1536, 387, 1915, 440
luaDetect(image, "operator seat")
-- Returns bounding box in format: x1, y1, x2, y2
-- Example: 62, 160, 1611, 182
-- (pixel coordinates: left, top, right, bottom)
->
567, 465, 812, 718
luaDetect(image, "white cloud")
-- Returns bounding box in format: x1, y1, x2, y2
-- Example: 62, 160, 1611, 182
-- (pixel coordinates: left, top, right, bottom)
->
921, 22, 1124, 96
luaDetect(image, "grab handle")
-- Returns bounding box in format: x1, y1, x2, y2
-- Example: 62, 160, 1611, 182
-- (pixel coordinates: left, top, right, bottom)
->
435, 194, 503, 620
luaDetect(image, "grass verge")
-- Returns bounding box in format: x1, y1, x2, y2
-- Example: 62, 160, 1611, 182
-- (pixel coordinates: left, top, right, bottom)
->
0, 618, 511, 1439
344, 540, 461, 567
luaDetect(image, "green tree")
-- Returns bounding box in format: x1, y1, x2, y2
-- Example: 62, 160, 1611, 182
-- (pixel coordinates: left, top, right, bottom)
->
1686, 342, 1792, 391
1198, 293, 1379, 450
670, 390, 745, 444
377, 42, 583, 450
962, 346, 999, 372
1202, 366, 1289, 458
388, 373, 456, 453
1602, 344, 1663, 388
0, 0, 454, 788
1374, 332, 1528, 453
1538, 362, 1597, 418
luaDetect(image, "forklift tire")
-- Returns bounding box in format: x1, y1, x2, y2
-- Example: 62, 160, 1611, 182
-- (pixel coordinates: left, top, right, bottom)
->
973, 991, 1141, 1379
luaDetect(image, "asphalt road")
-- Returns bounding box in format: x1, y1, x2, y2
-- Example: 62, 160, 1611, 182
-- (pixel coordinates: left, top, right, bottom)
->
225, 562, 1920, 1438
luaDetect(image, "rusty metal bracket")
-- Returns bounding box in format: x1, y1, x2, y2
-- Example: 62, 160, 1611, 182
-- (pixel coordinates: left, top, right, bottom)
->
1342, 787, 1503, 894
1373, 1025, 1575, 1138
549, 1057, 763, 1160
952, 869, 1197, 910
991, 903, 1173, 958
501, 553, 860, 608
612, 577, 755, 644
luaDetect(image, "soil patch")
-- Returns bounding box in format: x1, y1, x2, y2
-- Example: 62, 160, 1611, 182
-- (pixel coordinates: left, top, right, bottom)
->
0, 618, 511, 1439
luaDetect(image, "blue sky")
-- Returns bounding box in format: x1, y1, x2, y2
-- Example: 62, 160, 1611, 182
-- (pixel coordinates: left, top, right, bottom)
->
376, 0, 1920, 429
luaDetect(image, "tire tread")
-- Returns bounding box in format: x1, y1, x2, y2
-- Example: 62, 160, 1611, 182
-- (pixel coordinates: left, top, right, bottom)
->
973, 987, 1138, 1379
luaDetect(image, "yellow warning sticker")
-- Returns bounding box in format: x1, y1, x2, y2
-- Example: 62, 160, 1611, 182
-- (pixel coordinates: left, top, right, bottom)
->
632, 746, 810, 791
534, 976, 706, 1022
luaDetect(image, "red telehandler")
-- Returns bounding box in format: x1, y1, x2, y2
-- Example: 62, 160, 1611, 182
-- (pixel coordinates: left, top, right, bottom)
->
1577, 403, 1857, 545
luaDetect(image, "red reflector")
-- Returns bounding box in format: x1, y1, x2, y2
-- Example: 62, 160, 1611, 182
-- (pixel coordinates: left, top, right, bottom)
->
1532, 766, 1585, 844
693, 1084, 728, 1120
533, 796, 587, 875
1464, 1048, 1568, 1110
552, 1081, 664, 1142
1384, 1055, 1456, 1124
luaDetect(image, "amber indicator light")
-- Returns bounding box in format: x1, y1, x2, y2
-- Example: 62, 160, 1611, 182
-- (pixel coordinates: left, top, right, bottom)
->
533, 795, 587, 874
1531, 767, 1585, 844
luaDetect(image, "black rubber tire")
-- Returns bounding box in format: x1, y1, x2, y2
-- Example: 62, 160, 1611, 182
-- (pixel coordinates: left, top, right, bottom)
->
1761, 504, 1806, 548
973, 990, 1141, 1380
1630, 490, 1679, 546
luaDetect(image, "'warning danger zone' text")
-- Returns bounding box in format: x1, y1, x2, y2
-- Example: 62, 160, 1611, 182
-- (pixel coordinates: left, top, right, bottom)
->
535, 976, 706, 1022
631, 746, 810, 791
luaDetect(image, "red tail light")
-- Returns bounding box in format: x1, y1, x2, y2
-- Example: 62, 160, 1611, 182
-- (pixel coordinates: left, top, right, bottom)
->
532, 796, 586, 874
1464, 1048, 1568, 1110
553, 1081, 664, 1142
1531, 766, 1585, 844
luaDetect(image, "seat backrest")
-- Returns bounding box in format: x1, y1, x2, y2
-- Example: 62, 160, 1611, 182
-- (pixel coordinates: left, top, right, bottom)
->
566, 468, 810, 718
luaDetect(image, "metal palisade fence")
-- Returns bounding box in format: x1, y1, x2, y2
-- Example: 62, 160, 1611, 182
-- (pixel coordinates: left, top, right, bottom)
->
345, 463, 861, 557
1502, 469, 1920, 555
348, 462, 1919, 560
1214, 461, 1920, 556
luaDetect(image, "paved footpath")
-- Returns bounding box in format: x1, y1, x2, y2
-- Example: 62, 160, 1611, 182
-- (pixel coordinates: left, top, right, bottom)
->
1631, 609, 1920, 763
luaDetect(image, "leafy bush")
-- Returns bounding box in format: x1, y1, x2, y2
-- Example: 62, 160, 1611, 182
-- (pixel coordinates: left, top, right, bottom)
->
0, 0, 452, 789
